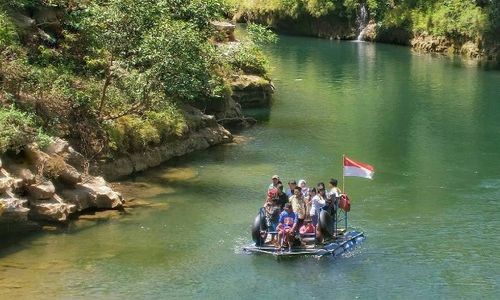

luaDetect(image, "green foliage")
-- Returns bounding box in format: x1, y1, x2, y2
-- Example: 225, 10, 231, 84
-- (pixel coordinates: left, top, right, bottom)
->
145, 107, 188, 139
232, 0, 497, 41
429, 0, 487, 39
166, 0, 228, 30
0, 106, 37, 153
247, 23, 278, 45
36, 128, 54, 149
381, 3, 413, 29
0, 0, 274, 159
489, 0, 500, 35
305, 0, 336, 17
105, 104, 187, 154
221, 23, 276, 76
142, 19, 224, 102
223, 43, 269, 75
0, 11, 17, 50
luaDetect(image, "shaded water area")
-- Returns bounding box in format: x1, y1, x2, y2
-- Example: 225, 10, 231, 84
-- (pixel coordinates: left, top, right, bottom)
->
1, 36, 500, 298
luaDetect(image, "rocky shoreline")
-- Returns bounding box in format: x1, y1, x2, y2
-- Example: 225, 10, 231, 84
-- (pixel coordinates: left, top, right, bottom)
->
0, 21, 274, 234
0, 141, 124, 233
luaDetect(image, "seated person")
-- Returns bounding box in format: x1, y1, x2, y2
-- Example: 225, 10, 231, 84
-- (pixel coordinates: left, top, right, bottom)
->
299, 220, 315, 235
276, 203, 298, 251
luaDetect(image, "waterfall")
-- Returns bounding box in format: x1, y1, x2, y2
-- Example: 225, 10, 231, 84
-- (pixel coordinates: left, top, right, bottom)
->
356, 3, 368, 41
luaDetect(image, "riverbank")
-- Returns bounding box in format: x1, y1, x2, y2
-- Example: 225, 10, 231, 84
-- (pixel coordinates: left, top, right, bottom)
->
1, 1, 276, 233
0, 71, 274, 231
231, 2, 500, 62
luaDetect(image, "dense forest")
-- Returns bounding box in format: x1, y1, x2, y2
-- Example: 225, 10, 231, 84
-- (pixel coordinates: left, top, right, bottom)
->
0, 0, 272, 162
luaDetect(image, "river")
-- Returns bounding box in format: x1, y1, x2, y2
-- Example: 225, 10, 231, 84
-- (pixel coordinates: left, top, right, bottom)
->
1, 36, 499, 299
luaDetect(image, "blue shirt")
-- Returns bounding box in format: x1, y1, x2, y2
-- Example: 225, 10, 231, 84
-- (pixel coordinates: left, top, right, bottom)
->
279, 211, 297, 228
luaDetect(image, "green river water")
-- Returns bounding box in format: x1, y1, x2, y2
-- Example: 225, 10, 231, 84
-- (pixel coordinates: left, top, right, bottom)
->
1, 36, 500, 299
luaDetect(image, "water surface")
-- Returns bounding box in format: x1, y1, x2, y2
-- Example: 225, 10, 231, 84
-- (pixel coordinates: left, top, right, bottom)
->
1, 36, 500, 299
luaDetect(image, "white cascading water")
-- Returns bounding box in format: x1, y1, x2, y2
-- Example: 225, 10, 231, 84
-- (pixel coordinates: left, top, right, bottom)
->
356, 4, 368, 41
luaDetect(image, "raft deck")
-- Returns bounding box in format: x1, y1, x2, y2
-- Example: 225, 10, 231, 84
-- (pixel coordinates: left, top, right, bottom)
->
243, 231, 365, 258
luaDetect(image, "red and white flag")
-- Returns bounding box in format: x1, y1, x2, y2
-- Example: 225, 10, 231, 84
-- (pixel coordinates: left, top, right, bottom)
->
343, 156, 374, 180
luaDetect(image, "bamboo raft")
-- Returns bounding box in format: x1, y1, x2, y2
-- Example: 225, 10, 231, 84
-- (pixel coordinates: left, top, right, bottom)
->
243, 230, 365, 258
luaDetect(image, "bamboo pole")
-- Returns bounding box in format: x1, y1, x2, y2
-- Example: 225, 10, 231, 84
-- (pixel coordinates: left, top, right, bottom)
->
342, 154, 345, 194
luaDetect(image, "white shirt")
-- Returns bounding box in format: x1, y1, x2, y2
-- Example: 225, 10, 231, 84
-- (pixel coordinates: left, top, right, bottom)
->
310, 194, 326, 216
328, 187, 342, 198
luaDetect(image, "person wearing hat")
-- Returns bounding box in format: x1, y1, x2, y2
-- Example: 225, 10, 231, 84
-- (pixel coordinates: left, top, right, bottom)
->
298, 179, 310, 197
268, 175, 281, 191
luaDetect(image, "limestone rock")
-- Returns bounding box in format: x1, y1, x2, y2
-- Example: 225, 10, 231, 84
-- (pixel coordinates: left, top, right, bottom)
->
27, 181, 55, 200
60, 186, 93, 211
58, 164, 82, 186
96, 121, 233, 180
0, 197, 30, 222
17, 168, 36, 185
461, 42, 480, 58
94, 157, 134, 180
0, 176, 14, 194
79, 177, 124, 209
28, 194, 76, 222
230, 75, 274, 108
29, 203, 70, 223
45, 138, 70, 156
24, 143, 51, 167
66, 146, 86, 171
5, 165, 36, 186
211, 20, 236, 42
361, 21, 377, 42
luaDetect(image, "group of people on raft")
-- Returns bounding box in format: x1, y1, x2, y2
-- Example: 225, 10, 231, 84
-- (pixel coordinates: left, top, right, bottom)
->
263, 175, 343, 251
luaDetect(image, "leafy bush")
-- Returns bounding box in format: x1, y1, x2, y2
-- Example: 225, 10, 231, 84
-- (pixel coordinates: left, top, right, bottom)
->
247, 23, 278, 45
223, 43, 269, 75
146, 107, 188, 139
105, 104, 187, 155
142, 19, 224, 102
0, 106, 37, 153
0, 11, 17, 50
305, 0, 336, 18
105, 116, 159, 153
36, 128, 53, 149
166, 0, 228, 30
429, 0, 487, 39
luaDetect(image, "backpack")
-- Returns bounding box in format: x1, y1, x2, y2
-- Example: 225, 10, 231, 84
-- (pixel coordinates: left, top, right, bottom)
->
339, 194, 351, 212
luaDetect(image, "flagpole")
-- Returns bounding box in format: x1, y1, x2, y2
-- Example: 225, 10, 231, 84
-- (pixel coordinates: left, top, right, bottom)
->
342, 154, 347, 231
342, 154, 345, 194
